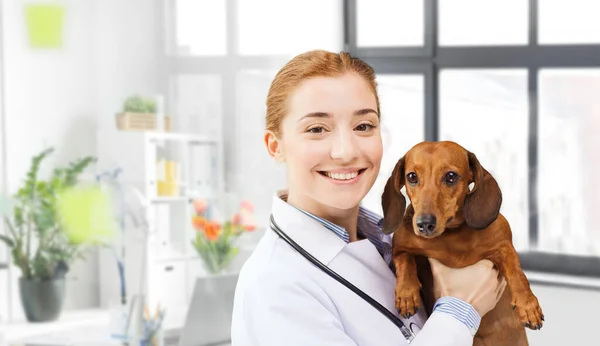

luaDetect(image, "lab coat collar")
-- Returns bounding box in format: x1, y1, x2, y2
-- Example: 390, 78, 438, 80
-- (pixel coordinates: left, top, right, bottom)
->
270, 191, 347, 265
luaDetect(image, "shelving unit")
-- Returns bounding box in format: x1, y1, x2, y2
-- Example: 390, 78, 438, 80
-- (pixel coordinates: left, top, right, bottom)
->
95, 128, 225, 329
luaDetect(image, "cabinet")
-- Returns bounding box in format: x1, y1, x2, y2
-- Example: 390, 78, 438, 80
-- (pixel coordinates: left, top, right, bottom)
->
95, 128, 224, 328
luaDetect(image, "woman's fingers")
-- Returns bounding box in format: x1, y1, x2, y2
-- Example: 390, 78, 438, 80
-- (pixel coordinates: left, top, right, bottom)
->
478, 259, 495, 270
495, 276, 507, 303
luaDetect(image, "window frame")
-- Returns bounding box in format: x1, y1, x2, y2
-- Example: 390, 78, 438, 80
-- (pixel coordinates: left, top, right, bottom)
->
346, 0, 600, 284
161, 0, 600, 286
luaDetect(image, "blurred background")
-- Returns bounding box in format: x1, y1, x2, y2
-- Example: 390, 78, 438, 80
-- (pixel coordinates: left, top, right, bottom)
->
0, 0, 599, 345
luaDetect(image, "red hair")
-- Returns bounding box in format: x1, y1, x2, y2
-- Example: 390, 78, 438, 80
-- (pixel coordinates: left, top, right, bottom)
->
265, 50, 380, 136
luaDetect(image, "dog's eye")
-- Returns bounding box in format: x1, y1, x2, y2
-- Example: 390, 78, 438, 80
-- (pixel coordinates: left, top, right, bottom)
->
406, 172, 418, 185
445, 172, 459, 184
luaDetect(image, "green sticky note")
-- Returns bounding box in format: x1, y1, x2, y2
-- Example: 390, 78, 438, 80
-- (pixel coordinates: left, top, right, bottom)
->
57, 186, 116, 245
25, 4, 65, 48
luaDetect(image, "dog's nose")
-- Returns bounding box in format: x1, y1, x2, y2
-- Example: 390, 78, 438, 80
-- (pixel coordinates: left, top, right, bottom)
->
416, 214, 437, 235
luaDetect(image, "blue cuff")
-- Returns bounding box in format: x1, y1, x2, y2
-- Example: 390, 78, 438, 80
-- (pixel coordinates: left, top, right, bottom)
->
433, 296, 481, 334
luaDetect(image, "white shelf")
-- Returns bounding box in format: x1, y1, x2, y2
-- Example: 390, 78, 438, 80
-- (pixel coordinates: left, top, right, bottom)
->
150, 196, 190, 203
145, 131, 217, 145
96, 127, 225, 318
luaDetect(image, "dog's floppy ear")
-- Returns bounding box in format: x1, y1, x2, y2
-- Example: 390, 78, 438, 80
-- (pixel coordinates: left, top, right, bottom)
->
463, 151, 502, 229
381, 157, 406, 234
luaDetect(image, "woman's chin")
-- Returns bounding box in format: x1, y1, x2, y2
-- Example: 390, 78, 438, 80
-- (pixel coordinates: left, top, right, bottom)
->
317, 190, 369, 211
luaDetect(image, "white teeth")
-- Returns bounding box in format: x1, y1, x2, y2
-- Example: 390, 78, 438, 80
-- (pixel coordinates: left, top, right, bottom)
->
326, 171, 359, 180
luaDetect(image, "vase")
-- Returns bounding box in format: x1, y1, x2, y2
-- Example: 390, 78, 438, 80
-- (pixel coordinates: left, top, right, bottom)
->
18, 277, 66, 322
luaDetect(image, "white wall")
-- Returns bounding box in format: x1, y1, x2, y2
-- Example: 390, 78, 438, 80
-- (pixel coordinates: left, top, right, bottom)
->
0, 0, 7, 325
1, 0, 158, 321
2, 0, 97, 320
526, 283, 599, 345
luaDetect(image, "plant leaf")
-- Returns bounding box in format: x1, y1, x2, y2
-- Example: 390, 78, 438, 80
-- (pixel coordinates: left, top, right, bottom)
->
0, 234, 14, 247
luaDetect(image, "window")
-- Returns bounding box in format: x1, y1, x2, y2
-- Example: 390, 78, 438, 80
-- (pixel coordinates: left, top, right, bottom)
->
539, 0, 600, 44
440, 69, 529, 251
237, 0, 343, 56
362, 75, 425, 215
347, 0, 600, 278
169, 74, 222, 136
167, 0, 344, 229
356, 0, 424, 47
173, 0, 227, 56
233, 69, 286, 224
538, 69, 600, 256
439, 0, 528, 46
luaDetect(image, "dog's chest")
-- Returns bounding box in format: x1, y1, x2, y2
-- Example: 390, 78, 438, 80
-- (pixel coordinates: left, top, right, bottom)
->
396, 225, 492, 268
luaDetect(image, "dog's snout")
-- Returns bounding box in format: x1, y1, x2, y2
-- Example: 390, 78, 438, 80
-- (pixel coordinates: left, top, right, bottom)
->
416, 214, 437, 235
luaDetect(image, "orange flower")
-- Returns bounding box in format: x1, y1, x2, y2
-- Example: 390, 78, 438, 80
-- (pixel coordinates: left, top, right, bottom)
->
243, 223, 256, 232
204, 221, 221, 241
192, 216, 207, 231
193, 199, 208, 215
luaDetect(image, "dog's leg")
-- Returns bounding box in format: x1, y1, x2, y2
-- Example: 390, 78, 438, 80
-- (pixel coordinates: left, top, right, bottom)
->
492, 244, 544, 330
473, 337, 487, 346
393, 252, 422, 318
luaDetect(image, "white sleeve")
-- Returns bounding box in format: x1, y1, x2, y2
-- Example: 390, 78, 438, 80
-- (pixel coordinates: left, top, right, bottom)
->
409, 311, 475, 346
238, 275, 359, 346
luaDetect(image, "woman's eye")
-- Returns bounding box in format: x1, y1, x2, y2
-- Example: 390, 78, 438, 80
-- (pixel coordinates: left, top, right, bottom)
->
355, 123, 374, 131
307, 126, 325, 134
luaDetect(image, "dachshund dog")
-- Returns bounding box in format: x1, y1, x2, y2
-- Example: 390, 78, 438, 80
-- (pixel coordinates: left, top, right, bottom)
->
381, 141, 543, 346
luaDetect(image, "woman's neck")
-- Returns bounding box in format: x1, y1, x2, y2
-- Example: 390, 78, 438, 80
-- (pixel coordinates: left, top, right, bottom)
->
285, 190, 360, 242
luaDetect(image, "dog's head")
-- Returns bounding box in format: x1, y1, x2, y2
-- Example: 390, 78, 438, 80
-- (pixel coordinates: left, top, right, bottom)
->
381, 141, 502, 237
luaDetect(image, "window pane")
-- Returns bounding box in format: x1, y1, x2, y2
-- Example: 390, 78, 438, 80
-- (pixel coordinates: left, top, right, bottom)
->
439, 0, 528, 46
539, 0, 600, 44
169, 75, 222, 136
234, 70, 286, 226
356, 0, 424, 47
439, 70, 529, 251
238, 0, 343, 56
362, 75, 425, 215
174, 0, 227, 56
539, 69, 600, 256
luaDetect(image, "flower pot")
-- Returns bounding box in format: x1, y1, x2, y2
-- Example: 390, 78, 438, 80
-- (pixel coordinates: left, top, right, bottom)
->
18, 278, 66, 322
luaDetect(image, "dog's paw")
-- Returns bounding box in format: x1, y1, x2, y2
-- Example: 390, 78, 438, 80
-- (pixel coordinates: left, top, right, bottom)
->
512, 294, 544, 330
395, 281, 422, 319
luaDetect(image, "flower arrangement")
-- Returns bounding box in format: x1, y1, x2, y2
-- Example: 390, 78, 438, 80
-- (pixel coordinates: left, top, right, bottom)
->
191, 198, 256, 274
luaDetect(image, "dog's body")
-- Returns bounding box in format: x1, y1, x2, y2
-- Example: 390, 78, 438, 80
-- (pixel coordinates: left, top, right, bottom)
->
381, 141, 543, 346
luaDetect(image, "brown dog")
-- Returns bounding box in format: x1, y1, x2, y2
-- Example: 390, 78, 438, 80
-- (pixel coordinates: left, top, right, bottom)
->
381, 141, 543, 346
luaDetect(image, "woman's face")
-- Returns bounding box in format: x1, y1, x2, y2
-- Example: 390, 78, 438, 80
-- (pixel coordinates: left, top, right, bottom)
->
266, 73, 383, 213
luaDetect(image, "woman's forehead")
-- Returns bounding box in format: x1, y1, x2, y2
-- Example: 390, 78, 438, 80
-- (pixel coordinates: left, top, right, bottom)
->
287, 74, 377, 118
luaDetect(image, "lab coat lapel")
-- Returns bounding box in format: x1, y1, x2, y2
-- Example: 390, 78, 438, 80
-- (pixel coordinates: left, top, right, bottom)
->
270, 194, 397, 310
271, 195, 346, 266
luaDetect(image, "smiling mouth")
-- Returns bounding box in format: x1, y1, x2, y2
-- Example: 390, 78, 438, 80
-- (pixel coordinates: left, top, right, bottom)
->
318, 168, 367, 181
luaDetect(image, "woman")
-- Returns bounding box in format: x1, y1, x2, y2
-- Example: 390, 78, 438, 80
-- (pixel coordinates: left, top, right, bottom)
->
231, 50, 506, 346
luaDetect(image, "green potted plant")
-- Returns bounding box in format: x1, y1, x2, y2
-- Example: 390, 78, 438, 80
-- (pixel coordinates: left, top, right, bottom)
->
0, 148, 96, 322
115, 94, 171, 131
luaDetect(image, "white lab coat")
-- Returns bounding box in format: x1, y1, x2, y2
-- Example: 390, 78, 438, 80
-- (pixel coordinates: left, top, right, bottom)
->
231, 195, 475, 346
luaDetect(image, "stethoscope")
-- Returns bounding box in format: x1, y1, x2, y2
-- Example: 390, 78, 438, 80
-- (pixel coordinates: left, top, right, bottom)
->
269, 214, 416, 343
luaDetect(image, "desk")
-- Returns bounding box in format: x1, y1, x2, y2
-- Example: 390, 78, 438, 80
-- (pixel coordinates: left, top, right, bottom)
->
4, 308, 231, 346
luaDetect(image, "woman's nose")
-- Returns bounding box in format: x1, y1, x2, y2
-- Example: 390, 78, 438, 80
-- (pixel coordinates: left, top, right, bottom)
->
330, 131, 358, 161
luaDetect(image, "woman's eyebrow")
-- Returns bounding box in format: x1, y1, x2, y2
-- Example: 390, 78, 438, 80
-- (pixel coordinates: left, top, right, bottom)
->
299, 112, 331, 121
354, 108, 378, 116
299, 108, 378, 121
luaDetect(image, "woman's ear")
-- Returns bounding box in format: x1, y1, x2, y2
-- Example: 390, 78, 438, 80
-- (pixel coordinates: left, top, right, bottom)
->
381, 157, 406, 235
265, 130, 285, 163
463, 151, 502, 229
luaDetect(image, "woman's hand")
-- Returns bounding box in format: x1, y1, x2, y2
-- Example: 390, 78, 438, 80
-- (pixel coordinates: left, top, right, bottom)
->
428, 258, 507, 317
